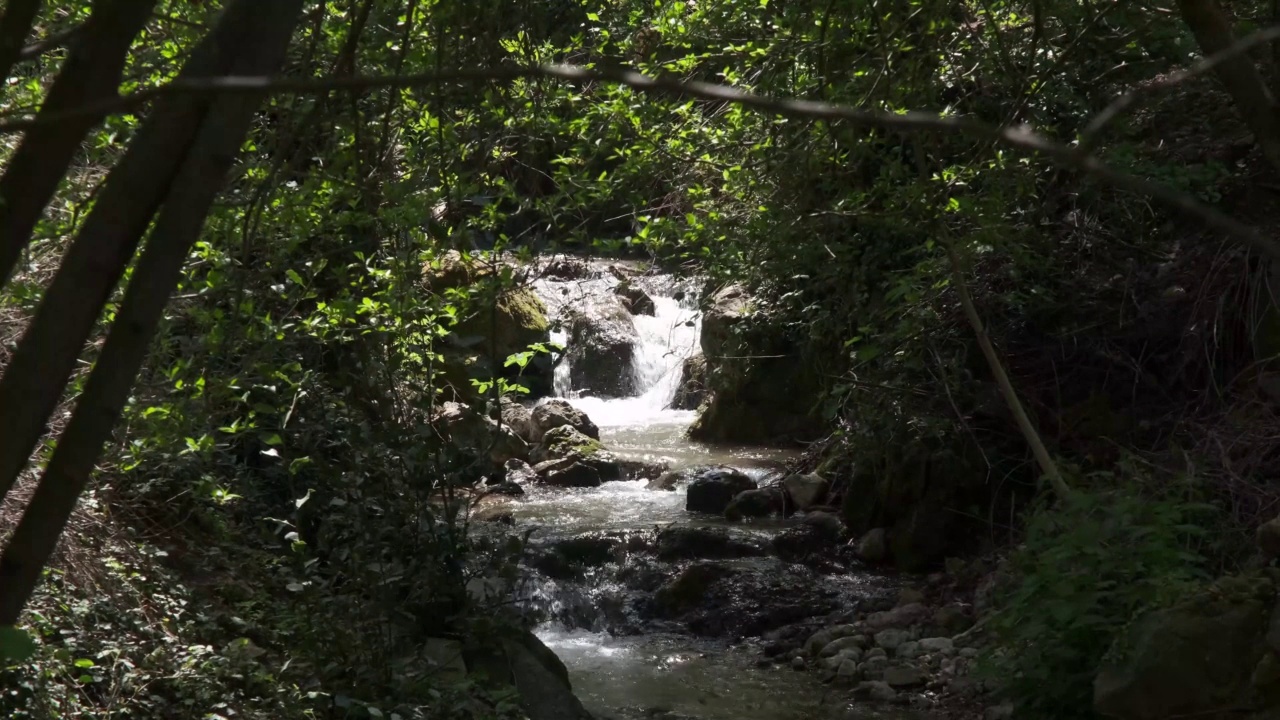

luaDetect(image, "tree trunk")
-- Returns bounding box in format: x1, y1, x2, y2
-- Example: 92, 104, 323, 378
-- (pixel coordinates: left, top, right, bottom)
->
0, 0, 160, 288
0, 0, 42, 85
1177, 0, 1280, 173
0, 0, 279, 503
0, 0, 304, 626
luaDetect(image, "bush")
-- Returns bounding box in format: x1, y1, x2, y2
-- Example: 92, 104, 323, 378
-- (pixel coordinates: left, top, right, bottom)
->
983, 467, 1217, 718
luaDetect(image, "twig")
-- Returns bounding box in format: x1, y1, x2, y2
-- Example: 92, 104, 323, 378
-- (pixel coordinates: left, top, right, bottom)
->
1082, 24, 1280, 152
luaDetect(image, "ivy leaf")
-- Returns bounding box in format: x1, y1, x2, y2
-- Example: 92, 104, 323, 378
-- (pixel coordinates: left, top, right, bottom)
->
0, 626, 36, 663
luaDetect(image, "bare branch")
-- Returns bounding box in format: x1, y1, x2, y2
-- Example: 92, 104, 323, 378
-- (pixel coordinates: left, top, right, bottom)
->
17, 24, 86, 61
0, 63, 1273, 262
1082, 23, 1280, 152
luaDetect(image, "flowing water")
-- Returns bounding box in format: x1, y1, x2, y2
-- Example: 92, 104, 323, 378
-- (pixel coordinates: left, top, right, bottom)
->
507, 258, 917, 720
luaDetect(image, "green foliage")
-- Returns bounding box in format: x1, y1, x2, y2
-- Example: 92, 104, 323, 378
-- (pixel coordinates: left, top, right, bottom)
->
983, 464, 1217, 718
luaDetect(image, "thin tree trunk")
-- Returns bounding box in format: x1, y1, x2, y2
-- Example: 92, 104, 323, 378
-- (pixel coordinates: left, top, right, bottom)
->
0, 0, 42, 84
1177, 0, 1280, 173
0, 0, 271, 504
946, 242, 1072, 501
0, 0, 160, 289
0, 0, 304, 626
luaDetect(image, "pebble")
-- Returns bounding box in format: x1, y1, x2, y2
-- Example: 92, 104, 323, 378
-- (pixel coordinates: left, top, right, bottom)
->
866, 647, 888, 660
895, 640, 922, 660
791, 656, 806, 670
819, 636, 866, 658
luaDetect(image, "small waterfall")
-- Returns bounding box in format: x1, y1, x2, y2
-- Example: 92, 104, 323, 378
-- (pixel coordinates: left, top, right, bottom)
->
532, 259, 701, 428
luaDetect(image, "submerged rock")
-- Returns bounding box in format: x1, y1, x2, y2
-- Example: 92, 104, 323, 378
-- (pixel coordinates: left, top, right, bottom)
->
530, 399, 599, 442
646, 470, 684, 491
685, 467, 758, 514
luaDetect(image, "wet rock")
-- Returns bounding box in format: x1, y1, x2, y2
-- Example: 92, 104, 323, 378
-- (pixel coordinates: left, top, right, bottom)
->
646, 470, 684, 491
473, 506, 515, 524
615, 282, 655, 316
895, 641, 922, 661
819, 636, 866, 659
485, 481, 525, 497
790, 655, 807, 670
566, 297, 640, 398
648, 559, 846, 638
853, 680, 898, 702
424, 638, 468, 682
772, 513, 843, 562
530, 534, 623, 578
543, 257, 593, 281
856, 528, 888, 563
1094, 575, 1275, 720
530, 399, 599, 442
533, 457, 601, 488
433, 400, 530, 467
874, 629, 913, 651
685, 467, 757, 514
984, 703, 1014, 720
466, 629, 593, 720
897, 587, 927, 607
531, 425, 623, 482
505, 458, 538, 485
782, 473, 829, 511
655, 526, 766, 561
883, 666, 926, 688
805, 624, 860, 657
500, 398, 537, 443
724, 487, 787, 520
669, 354, 708, 411
859, 654, 890, 680
618, 458, 669, 481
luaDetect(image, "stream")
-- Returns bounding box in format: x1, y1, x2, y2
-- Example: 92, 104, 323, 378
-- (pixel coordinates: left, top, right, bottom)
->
496, 259, 918, 720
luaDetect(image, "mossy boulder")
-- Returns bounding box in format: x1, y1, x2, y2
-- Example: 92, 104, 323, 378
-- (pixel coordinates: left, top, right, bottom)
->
688, 284, 822, 444
1094, 574, 1279, 720
424, 250, 553, 399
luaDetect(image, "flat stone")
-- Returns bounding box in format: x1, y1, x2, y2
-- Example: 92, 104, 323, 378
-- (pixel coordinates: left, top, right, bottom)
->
836, 658, 861, 683
895, 640, 922, 660
805, 624, 859, 656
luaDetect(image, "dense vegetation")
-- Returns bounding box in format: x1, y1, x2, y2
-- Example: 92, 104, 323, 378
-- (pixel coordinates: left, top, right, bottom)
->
3, 0, 1280, 718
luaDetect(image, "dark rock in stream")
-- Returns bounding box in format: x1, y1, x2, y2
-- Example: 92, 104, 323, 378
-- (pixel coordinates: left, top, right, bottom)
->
656, 527, 767, 561
531, 398, 600, 442
685, 468, 757, 514
615, 282, 656, 316
724, 487, 788, 520
772, 512, 844, 562
566, 297, 640, 398
646, 558, 850, 639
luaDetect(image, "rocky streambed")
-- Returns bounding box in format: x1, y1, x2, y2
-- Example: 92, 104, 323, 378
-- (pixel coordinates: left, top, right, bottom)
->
444, 257, 1015, 720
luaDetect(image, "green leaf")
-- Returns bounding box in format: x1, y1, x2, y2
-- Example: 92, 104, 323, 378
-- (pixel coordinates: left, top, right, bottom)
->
74, 658, 95, 668
0, 626, 36, 663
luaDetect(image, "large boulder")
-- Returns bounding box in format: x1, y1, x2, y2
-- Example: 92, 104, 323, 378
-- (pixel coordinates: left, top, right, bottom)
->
688, 284, 823, 444
466, 630, 594, 720
431, 401, 529, 467
530, 399, 599, 443
501, 398, 537, 444
669, 354, 708, 411
655, 526, 767, 560
1094, 574, 1278, 720
783, 473, 829, 511
531, 425, 623, 484
425, 251, 554, 399
565, 296, 639, 398
685, 467, 758, 514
